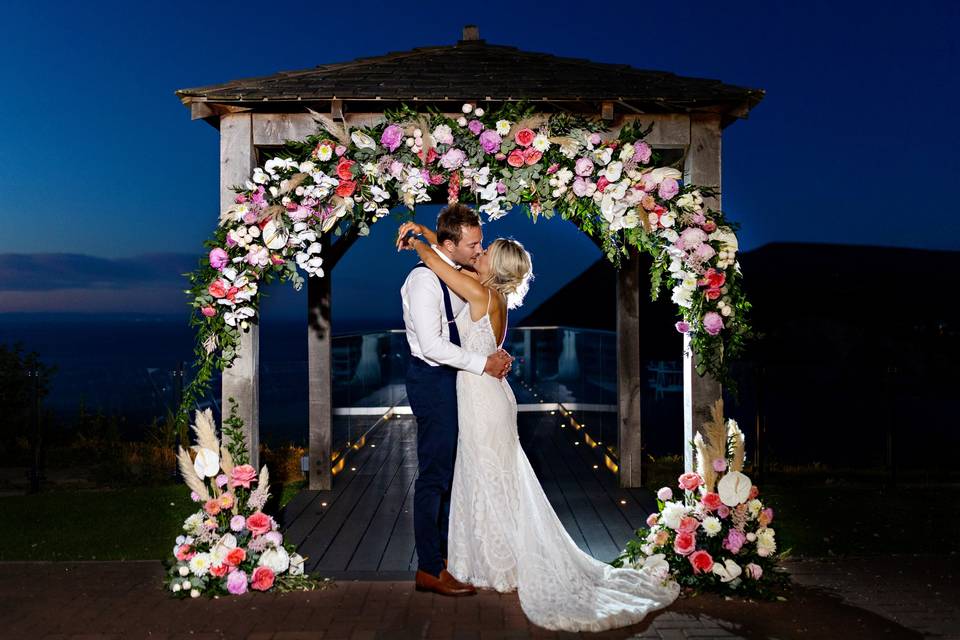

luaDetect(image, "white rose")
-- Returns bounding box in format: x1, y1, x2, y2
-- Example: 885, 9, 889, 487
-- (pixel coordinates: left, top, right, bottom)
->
171, 583, 182, 593
457, 116, 467, 127
190, 589, 200, 598
298, 161, 316, 173
474, 108, 484, 117
181, 580, 192, 590
258, 546, 290, 574
640, 553, 670, 580
178, 565, 190, 577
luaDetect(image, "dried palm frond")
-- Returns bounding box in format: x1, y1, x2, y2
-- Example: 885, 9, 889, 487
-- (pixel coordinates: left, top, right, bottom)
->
416, 117, 434, 160
694, 432, 716, 493
307, 109, 351, 146
728, 419, 746, 472
510, 114, 548, 136
177, 446, 210, 501
279, 172, 309, 196
257, 204, 287, 224
191, 409, 220, 456
258, 465, 270, 496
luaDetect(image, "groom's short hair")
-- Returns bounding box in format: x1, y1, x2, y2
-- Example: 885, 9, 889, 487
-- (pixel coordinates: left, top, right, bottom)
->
436, 204, 481, 247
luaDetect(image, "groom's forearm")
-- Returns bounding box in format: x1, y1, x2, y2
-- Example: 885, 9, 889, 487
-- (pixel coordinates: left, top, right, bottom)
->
408, 281, 485, 375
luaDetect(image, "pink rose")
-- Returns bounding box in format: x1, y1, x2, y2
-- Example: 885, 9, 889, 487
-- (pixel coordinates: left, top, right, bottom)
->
633, 141, 652, 164
209, 248, 229, 270
654, 530, 670, 545
675, 321, 690, 334
208, 280, 228, 299
175, 544, 194, 561
226, 570, 248, 595
723, 529, 746, 554
479, 129, 501, 154
749, 486, 760, 500
246, 511, 272, 537
380, 124, 404, 152
704, 288, 721, 301
210, 563, 230, 578
703, 312, 724, 336
335, 179, 356, 198
702, 221, 718, 233
656, 487, 673, 501
229, 464, 257, 489
678, 472, 703, 492
335, 157, 355, 181
701, 492, 723, 511
334, 145, 346, 157
496, 181, 507, 194
507, 149, 525, 168
224, 547, 246, 567
494, 152, 506, 161
574, 157, 594, 177
596, 176, 610, 192
514, 128, 535, 147
522, 147, 542, 165
717, 505, 731, 519
673, 531, 696, 556
745, 563, 763, 580
646, 513, 659, 527
250, 566, 275, 591
201, 306, 216, 318
700, 268, 726, 289
689, 549, 714, 574
234, 194, 247, 204
759, 508, 774, 527
658, 178, 679, 200
678, 516, 700, 534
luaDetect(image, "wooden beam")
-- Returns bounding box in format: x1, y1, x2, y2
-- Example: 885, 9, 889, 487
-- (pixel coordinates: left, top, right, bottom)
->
681, 113, 723, 474
616, 248, 642, 488
219, 112, 261, 468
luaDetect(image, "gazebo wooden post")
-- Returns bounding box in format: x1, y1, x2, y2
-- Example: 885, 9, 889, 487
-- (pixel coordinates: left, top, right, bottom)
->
307, 235, 334, 490
616, 249, 642, 488
219, 112, 261, 468
682, 113, 724, 473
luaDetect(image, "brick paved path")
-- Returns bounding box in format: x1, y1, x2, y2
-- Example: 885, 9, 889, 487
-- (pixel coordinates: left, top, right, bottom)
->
0, 559, 944, 640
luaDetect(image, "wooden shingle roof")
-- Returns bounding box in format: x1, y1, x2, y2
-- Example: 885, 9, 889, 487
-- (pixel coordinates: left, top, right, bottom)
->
177, 30, 763, 126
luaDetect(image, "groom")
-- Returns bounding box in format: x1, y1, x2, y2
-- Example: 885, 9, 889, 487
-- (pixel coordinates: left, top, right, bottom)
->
401, 204, 512, 596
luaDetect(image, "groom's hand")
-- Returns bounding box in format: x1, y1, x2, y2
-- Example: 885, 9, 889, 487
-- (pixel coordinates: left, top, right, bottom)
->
484, 349, 513, 379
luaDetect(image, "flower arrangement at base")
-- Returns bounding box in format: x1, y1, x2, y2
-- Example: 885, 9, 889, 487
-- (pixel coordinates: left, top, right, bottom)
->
613, 400, 789, 598
163, 404, 330, 597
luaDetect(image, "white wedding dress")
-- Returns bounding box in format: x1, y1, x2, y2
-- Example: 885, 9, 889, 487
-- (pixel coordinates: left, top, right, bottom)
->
447, 296, 680, 632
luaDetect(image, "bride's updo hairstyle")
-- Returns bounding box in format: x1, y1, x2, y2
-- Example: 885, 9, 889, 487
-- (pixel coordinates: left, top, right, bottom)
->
482, 238, 534, 309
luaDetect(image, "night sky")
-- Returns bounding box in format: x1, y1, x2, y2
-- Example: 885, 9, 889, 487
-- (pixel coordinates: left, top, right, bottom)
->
1, 0, 957, 323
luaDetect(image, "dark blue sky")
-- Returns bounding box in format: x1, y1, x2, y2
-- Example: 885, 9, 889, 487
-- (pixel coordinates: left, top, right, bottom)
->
1, 0, 957, 320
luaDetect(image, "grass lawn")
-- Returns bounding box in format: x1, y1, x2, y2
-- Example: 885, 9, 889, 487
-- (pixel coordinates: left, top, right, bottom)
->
0, 480, 307, 561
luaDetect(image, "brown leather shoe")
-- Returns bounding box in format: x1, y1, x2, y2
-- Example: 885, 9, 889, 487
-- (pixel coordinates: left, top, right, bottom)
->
415, 569, 477, 596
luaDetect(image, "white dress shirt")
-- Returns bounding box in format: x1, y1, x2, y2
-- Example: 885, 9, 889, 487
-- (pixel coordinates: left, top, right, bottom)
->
401, 246, 486, 375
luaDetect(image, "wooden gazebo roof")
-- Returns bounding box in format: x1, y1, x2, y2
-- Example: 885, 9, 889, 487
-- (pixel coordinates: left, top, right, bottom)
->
176, 27, 763, 128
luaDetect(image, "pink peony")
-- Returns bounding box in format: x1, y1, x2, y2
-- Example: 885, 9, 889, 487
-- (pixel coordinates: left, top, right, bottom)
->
226, 570, 248, 595
250, 566, 275, 591
439, 148, 466, 170
380, 124, 404, 152
572, 177, 591, 197
673, 531, 696, 556
702, 312, 724, 336
468, 119, 484, 135
201, 306, 216, 318
689, 549, 714, 574
723, 529, 746, 554
588, 133, 602, 146
702, 492, 723, 511
209, 248, 229, 271
514, 128, 535, 147
678, 516, 700, 534
507, 149, 525, 168
496, 181, 507, 194
574, 157, 594, 177
479, 129, 501, 154
676, 228, 708, 251
658, 178, 679, 200
745, 563, 764, 580
656, 487, 673, 501
717, 505, 731, 519
678, 472, 703, 492
246, 511, 272, 537
633, 141, 652, 164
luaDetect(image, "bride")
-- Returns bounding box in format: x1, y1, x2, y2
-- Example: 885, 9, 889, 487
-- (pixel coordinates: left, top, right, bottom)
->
397, 222, 679, 632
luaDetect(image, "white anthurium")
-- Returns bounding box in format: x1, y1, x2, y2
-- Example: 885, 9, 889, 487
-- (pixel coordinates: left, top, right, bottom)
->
268, 186, 279, 198
193, 447, 220, 478
321, 215, 339, 234
351, 131, 376, 150
712, 558, 742, 583
252, 168, 269, 184
289, 553, 305, 576
262, 221, 288, 250
258, 546, 290, 574
601, 161, 623, 183
593, 147, 613, 166
647, 167, 682, 184
717, 471, 753, 506
210, 533, 238, 565
640, 553, 670, 579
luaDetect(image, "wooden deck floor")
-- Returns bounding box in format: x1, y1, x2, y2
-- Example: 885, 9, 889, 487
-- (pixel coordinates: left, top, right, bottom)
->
279, 414, 656, 580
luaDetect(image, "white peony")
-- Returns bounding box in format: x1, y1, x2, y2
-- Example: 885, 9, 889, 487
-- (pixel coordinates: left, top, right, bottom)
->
660, 501, 691, 530
192, 448, 220, 478
717, 471, 753, 507
702, 517, 722, 537
712, 558, 742, 583
259, 546, 291, 574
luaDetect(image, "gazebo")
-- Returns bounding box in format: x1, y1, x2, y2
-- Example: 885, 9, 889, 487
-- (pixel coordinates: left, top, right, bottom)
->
176, 26, 763, 491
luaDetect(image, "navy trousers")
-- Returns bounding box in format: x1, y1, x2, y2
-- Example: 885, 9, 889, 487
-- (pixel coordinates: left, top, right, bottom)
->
406, 355, 459, 577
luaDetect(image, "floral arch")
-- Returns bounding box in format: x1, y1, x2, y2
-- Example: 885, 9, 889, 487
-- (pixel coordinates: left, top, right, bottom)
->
177, 102, 749, 430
